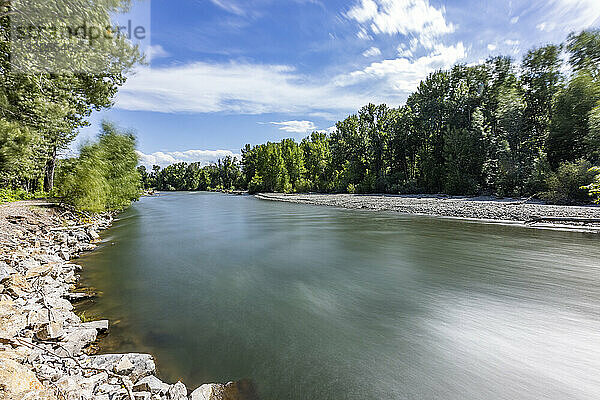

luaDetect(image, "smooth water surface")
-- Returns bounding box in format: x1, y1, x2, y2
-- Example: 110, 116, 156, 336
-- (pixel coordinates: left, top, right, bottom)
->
78, 192, 600, 400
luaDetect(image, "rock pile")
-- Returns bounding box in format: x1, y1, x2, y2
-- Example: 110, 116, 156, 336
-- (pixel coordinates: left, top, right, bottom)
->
0, 203, 257, 400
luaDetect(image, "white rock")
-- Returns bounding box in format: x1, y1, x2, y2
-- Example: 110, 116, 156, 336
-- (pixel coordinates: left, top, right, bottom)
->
167, 381, 187, 400
115, 355, 135, 375
35, 321, 64, 341
85, 354, 156, 382
133, 375, 170, 395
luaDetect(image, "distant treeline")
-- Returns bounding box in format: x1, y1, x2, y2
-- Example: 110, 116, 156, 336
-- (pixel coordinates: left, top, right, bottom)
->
144, 30, 600, 204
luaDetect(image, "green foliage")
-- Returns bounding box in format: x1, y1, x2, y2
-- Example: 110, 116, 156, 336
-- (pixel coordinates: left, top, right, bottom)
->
0, 187, 46, 203
55, 122, 140, 212
585, 167, 600, 203
542, 160, 596, 204
547, 70, 600, 168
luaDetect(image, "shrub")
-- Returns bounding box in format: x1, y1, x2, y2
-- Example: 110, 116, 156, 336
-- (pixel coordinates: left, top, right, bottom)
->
542, 159, 596, 204
55, 122, 140, 212
584, 167, 600, 203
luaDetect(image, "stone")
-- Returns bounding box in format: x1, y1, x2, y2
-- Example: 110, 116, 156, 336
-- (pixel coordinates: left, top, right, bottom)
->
189, 380, 259, 400
133, 376, 170, 395
0, 263, 16, 283
56, 327, 97, 356
134, 392, 152, 400
167, 381, 187, 400
80, 320, 109, 332
25, 264, 53, 279
0, 300, 27, 338
4, 274, 32, 297
88, 229, 100, 240
85, 354, 156, 383
0, 356, 56, 400
59, 248, 70, 261
115, 355, 135, 375
35, 321, 64, 341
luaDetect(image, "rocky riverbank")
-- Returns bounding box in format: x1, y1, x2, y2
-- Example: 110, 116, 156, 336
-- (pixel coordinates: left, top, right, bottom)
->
0, 201, 256, 400
256, 193, 600, 232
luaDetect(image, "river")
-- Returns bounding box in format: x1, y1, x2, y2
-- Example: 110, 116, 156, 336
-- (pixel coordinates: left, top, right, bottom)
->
78, 192, 600, 400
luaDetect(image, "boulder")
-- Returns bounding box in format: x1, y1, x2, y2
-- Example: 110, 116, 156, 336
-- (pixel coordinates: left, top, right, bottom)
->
115, 355, 135, 375
167, 381, 187, 400
0, 263, 16, 283
35, 321, 64, 341
133, 376, 170, 395
88, 229, 100, 240
80, 320, 109, 332
55, 327, 97, 356
84, 354, 156, 383
189, 381, 259, 400
4, 274, 32, 297
25, 264, 53, 280
0, 300, 27, 338
0, 356, 56, 400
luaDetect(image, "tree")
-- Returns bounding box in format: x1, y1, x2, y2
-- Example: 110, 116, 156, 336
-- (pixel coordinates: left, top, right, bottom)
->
521, 45, 563, 152
547, 70, 600, 167
567, 29, 600, 78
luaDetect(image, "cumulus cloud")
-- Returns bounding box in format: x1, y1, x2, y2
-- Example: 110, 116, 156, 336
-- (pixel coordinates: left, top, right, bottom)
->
270, 120, 318, 133
487, 44, 497, 51
136, 150, 242, 168
334, 42, 466, 92
346, 0, 454, 48
115, 62, 374, 115
362, 46, 382, 57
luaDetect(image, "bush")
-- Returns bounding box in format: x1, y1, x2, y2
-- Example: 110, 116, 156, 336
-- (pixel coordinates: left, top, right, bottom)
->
55, 122, 140, 212
585, 167, 600, 203
0, 188, 47, 203
542, 160, 596, 204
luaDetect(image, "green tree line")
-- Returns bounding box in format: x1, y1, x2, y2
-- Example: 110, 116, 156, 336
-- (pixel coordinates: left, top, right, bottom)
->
147, 30, 600, 204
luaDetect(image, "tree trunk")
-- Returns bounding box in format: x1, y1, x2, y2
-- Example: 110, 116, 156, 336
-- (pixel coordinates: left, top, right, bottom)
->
44, 146, 57, 192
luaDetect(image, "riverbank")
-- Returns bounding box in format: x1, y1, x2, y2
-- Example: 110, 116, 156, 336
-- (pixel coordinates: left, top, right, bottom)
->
256, 193, 600, 232
0, 200, 253, 400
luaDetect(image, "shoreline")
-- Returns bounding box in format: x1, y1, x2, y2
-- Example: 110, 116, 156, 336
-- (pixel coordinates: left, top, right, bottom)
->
255, 193, 600, 233
0, 200, 252, 400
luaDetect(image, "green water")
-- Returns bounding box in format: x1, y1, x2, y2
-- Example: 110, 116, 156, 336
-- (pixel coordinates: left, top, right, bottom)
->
78, 192, 600, 400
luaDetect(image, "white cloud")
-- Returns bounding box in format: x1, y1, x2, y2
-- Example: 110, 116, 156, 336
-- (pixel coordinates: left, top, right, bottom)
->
116, 62, 373, 115
209, 0, 245, 16
504, 39, 520, 46
510, 16, 519, 24
362, 46, 382, 57
270, 120, 317, 133
145, 44, 169, 60
334, 42, 467, 93
357, 28, 373, 40
397, 44, 413, 58
346, 0, 454, 49
538, 0, 600, 33
136, 149, 241, 168
487, 44, 497, 51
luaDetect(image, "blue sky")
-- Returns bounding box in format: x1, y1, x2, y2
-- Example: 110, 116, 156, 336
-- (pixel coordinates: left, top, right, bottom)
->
77, 0, 600, 167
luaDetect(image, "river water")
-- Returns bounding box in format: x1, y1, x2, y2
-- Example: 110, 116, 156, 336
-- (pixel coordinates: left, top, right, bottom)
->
78, 192, 600, 400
